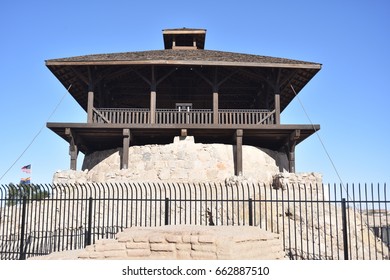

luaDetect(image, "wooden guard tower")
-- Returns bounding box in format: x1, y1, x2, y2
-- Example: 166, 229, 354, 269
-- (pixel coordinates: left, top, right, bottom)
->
46, 28, 321, 175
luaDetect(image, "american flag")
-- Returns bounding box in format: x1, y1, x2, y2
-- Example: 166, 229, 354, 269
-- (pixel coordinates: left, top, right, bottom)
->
21, 164, 31, 173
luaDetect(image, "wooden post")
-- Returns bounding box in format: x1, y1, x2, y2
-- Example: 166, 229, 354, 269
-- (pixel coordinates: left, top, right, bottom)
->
65, 128, 78, 170
235, 129, 243, 176
274, 93, 280, 125
150, 66, 156, 124
122, 129, 130, 169
287, 130, 300, 173
87, 91, 94, 123
289, 147, 296, 173
150, 89, 156, 124
213, 91, 219, 124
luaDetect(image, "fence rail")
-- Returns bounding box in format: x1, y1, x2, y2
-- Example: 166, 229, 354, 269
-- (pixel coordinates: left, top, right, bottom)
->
0, 182, 389, 260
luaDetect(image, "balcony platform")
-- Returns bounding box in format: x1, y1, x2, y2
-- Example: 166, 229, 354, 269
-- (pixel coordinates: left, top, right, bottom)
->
47, 122, 319, 154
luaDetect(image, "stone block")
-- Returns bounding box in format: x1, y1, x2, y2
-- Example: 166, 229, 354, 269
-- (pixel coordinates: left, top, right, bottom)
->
85, 245, 95, 252
190, 236, 199, 244
89, 251, 105, 259
150, 243, 176, 252
166, 234, 182, 243
104, 250, 128, 259
198, 235, 216, 243
103, 241, 126, 251
126, 242, 150, 250
149, 251, 176, 260
175, 243, 191, 251
133, 235, 149, 243
182, 235, 192, 243
78, 251, 91, 259
176, 251, 192, 260
192, 244, 217, 253
116, 233, 132, 242
149, 235, 166, 243
191, 250, 217, 260
126, 249, 151, 257
94, 245, 106, 252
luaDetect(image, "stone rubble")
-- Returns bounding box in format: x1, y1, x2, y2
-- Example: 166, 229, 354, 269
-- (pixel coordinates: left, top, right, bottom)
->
29, 225, 286, 260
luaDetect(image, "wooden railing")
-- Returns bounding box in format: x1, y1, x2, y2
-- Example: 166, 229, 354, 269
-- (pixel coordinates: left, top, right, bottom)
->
93, 108, 275, 125
93, 108, 150, 124
218, 109, 275, 125
156, 109, 213, 125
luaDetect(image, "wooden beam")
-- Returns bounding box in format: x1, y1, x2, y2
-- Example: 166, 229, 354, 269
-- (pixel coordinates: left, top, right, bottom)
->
65, 128, 78, 170
47, 60, 322, 70
235, 129, 243, 176
87, 91, 94, 123
122, 129, 130, 169
274, 93, 280, 125
70, 66, 89, 86
150, 90, 156, 124
156, 68, 177, 85
285, 129, 300, 173
213, 91, 219, 124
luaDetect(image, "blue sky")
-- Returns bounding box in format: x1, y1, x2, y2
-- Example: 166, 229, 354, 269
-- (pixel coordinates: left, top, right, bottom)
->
0, 0, 389, 185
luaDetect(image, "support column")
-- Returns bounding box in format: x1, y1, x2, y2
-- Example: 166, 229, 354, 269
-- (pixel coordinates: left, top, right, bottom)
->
235, 129, 243, 176
274, 92, 280, 125
213, 90, 219, 124
289, 146, 296, 173
122, 129, 130, 169
87, 91, 94, 123
70, 146, 78, 171
65, 128, 78, 171
150, 66, 156, 124
286, 130, 300, 173
150, 88, 156, 124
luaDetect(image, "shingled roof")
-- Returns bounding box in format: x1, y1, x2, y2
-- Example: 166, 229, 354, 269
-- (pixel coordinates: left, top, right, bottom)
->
45, 27, 321, 112
46, 49, 321, 69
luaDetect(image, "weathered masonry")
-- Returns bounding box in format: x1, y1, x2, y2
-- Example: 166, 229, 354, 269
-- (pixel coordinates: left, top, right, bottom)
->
46, 28, 321, 175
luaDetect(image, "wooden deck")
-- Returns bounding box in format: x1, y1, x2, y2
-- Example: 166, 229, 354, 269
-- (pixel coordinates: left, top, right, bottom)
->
47, 122, 318, 152
92, 108, 275, 125
46, 122, 319, 173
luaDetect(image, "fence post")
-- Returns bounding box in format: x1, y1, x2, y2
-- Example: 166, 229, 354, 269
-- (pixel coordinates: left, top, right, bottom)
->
165, 198, 170, 225
19, 196, 27, 260
249, 198, 253, 226
341, 198, 349, 260
85, 197, 93, 247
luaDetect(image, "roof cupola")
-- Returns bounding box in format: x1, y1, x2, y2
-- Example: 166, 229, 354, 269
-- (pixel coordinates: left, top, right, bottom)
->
162, 28, 206, 50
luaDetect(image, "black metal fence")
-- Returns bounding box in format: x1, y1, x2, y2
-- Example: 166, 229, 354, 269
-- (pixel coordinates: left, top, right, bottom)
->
0, 182, 389, 260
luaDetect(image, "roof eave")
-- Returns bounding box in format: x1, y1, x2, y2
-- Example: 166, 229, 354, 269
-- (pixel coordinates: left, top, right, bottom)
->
45, 59, 322, 69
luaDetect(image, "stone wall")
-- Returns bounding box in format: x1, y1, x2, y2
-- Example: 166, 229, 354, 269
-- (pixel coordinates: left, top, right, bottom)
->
30, 225, 285, 260
53, 137, 289, 184
29, 137, 388, 260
